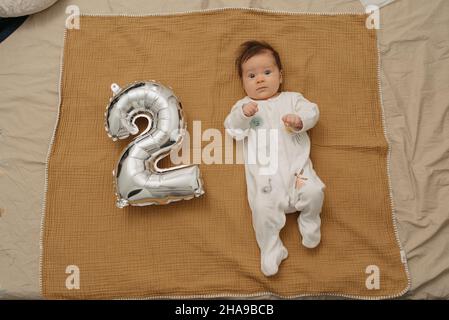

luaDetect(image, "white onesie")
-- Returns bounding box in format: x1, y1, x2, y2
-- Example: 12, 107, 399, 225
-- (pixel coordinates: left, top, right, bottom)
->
224, 91, 326, 277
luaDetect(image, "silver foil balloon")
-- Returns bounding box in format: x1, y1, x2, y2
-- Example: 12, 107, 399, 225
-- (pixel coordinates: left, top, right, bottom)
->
104, 81, 205, 208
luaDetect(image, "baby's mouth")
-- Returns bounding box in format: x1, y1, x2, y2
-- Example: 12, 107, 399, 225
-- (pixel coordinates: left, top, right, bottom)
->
257, 87, 267, 91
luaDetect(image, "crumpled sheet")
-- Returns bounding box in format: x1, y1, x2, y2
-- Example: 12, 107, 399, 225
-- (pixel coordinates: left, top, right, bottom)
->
0, 0, 448, 299
359, 0, 395, 9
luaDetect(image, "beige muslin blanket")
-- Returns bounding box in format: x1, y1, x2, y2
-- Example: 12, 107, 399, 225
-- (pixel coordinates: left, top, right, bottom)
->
41, 9, 409, 299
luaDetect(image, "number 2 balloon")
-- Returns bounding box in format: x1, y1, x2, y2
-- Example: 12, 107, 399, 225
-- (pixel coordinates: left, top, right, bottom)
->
104, 81, 205, 208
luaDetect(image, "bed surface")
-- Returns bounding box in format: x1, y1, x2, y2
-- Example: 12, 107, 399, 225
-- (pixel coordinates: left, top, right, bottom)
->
0, 0, 448, 299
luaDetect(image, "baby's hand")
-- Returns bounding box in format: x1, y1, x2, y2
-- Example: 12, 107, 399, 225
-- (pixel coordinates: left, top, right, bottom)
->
282, 114, 303, 131
242, 102, 259, 117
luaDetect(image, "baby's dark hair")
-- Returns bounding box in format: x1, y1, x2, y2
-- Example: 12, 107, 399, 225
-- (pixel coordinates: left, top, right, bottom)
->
235, 40, 283, 79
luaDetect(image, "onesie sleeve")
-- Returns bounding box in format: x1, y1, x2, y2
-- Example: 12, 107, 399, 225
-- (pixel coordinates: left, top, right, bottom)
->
291, 93, 320, 133
224, 100, 253, 140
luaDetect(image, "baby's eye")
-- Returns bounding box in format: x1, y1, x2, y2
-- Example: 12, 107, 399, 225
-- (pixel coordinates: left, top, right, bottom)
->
264, 70, 272, 75
248, 73, 255, 79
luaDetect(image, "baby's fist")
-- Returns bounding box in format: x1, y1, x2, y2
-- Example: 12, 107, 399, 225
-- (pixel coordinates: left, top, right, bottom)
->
242, 102, 259, 117
282, 114, 303, 131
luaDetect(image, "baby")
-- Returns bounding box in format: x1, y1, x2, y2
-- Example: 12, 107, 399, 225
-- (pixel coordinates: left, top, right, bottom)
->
224, 40, 326, 277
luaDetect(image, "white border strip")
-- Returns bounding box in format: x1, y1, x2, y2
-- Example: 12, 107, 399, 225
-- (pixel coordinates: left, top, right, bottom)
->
39, 26, 67, 299
79, 6, 367, 17
40, 7, 410, 300
375, 30, 412, 295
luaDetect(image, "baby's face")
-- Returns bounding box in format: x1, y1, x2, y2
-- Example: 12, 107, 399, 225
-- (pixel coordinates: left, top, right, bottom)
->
241, 51, 282, 100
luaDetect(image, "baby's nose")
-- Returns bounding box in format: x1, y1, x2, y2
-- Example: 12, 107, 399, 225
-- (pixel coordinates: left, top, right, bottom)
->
256, 75, 265, 82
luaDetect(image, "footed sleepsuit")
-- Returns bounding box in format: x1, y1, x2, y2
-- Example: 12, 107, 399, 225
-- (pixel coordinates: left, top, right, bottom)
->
224, 91, 326, 277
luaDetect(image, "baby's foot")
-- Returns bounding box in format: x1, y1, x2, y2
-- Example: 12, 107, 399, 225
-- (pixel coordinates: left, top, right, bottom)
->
301, 232, 321, 249
261, 247, 289, 277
